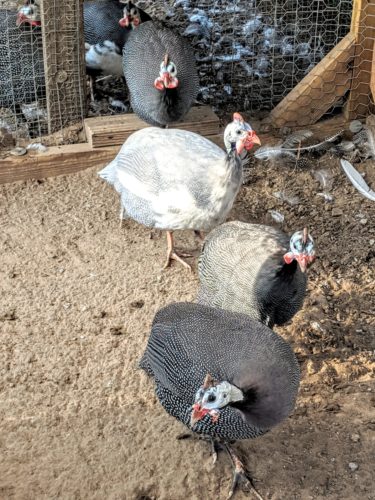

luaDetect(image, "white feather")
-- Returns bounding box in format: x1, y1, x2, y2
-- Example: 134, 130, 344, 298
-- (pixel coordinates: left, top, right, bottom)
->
340, 159, 375, 201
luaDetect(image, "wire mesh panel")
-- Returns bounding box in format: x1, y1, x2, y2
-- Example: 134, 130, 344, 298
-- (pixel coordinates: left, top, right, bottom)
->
0, 1, 47, 141
0, 0, 86, 147
136, 0, 353, 116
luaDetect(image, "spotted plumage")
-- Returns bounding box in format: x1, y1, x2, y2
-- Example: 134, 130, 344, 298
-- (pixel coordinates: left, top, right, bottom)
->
197, 222, 314, 327
140, 302, 300, 442
99, 127, 242, 231
98, 114, 260, 269
123, 20, 199, 126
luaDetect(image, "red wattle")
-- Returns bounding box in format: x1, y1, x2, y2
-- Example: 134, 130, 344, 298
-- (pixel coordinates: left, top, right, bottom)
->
154, 78, 165, 91
283, 252, 294, 264
119, 17, 130, 27
166, 77, 179, 89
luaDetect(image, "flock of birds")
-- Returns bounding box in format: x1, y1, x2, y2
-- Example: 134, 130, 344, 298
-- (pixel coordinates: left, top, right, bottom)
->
6, 1, 368, 498
82, 3, 316, 497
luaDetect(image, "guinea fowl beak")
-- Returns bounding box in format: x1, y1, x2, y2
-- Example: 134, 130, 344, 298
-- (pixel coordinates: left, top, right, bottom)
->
190, 403, 208, 427
162, 72, 172, 87
162, 73, 178, 89
236, 131, 261, 154
296, 253, 315, 273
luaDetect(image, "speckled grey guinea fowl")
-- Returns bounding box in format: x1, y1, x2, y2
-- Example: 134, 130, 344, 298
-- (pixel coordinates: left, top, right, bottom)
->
140, 302, 300, 499
197, 222, 316, 328
0, 5, 44, 109
84, 1, 151, 100
123, 20, 199, 126
98, 113, 260, 270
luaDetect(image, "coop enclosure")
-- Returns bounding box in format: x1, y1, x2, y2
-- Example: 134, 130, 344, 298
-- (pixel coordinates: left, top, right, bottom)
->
0, 0, 374, 146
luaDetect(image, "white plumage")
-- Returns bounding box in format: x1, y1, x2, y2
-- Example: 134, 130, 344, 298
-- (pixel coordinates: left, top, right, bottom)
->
98, 113, 260, 269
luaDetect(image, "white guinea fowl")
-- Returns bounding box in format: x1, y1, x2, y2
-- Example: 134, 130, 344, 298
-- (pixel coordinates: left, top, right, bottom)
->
98, 112, 261, 270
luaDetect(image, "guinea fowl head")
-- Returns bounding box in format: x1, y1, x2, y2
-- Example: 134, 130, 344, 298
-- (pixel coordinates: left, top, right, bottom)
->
153, 54, 179, 91
119, 1, 143, 28
16, 0, 41, 27
190, 373, 244, 427
224, 112, 261, 155
283, 228, 315, 272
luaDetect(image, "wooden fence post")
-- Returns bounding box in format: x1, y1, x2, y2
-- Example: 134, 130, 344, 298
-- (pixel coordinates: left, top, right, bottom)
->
344, 0, 375, 119
40, 0, 87, 134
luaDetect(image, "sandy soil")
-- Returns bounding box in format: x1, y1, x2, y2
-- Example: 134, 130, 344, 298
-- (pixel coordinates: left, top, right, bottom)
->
0, 146, 374, 500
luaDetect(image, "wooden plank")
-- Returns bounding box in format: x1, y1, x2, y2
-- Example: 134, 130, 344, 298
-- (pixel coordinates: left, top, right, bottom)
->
345, 0, 375, 119
0, 132, 224, 184
266, 33, 355, 129
85, 106, 221, 148
0, 144, 118, 184
371, 46, 375, 102
40, 0, 87, 134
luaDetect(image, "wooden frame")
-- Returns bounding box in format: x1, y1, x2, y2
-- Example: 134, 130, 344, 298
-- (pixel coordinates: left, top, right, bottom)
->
0, 106, 222, 184
266, 0, 375, 128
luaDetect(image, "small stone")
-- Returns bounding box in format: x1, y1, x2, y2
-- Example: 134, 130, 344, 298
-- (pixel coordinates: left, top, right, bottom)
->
332, 208, 343, 216
130, 300, 145, 309
348, 462, 359, 471
350, 434, 360, 442
10, 146, 27, 156
110, 326, 124, 336
370, 239, 375, 246
360, 218, 367, 225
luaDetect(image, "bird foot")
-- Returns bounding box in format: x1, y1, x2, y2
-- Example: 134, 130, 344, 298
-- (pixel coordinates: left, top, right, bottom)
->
163, 251, 192, 271
224, 445, 264, 500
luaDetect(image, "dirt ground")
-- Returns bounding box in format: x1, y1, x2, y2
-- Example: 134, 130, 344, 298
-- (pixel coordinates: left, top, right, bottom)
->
0, 140, 374, 500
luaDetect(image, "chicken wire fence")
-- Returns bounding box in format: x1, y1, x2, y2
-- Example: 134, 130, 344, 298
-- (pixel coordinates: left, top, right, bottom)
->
1, 0, 375, 147
145, 0, 356, 116
0, 0, 86, 146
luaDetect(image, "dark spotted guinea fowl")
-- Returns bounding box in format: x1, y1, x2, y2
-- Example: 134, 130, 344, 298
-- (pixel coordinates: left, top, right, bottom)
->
98, 113, 260, 270
0, 3, 44, 110
197, 222, 315, 328
123, 20, 199, 126
83, 0, 151, 98
140, 302, 300, 499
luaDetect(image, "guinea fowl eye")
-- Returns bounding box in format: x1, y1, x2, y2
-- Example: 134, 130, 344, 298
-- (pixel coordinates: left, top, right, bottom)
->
207, 393, 216, 403
167, 63, 177, 76
236, 130, 242, 135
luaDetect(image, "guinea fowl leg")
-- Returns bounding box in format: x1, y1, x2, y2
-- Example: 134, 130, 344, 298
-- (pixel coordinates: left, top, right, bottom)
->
176, 433, 222, 464
119, 205, 127, 228
164, 231, 192, 271
223, 444, 264, 500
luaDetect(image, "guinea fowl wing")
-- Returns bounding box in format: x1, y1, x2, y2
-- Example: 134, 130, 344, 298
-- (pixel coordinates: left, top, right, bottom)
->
198, 223, 288, 318
141, 302, 300, 433
101, 128, 227, 229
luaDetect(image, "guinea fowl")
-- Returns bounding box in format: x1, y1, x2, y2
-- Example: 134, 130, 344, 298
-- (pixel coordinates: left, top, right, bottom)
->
140, 302, 300, 499
83, 0, 151, 99
197, 222, 315, 327
98, 113, 261, 270
0, 3, 44, 110
123, 20, 199, 126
